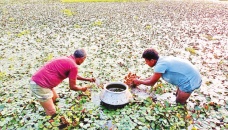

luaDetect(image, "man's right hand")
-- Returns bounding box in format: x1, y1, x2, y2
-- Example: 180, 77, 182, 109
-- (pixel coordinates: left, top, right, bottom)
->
133, 78, 142, 86
80, 86, 87, 92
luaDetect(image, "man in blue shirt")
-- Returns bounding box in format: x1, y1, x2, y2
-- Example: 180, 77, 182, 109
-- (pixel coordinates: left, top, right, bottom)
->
133, 48, 202, 104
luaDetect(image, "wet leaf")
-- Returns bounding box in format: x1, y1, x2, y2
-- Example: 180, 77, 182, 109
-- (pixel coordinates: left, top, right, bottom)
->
0, 104, 5, 111
62, 9, 74, 16
146, 116, 156, 121
185, 47, 196, 55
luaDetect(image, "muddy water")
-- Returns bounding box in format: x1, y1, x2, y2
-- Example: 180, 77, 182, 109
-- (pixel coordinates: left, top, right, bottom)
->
131, 85, 156, 99
131, 85, 177, 104
90, 90, 102, 106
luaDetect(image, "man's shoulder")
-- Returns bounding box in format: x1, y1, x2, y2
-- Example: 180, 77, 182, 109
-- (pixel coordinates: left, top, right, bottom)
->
158, 56, 182, 63
157, 56, 169, 64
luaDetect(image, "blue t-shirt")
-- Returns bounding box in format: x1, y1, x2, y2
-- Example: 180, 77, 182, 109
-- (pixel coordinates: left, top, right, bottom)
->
154, 56, 202, 90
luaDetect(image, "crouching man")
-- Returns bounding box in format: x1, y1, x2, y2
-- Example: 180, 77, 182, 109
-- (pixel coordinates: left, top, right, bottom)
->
30, 49, 95, 115
133, 48, 202, 105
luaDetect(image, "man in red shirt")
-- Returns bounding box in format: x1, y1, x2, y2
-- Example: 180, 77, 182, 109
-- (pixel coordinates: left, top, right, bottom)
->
30, 49, 95, 115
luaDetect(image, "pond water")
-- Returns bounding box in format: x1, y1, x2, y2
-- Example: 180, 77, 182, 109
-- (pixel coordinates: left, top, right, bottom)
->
90, 90, 101, 106
107, 87, 125, 92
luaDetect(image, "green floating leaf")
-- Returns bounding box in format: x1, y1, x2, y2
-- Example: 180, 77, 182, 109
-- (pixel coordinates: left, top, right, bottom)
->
74, 24, 81, 28
51, 120, 60, 127
223, 117, 228, 122
62, 9, 74, 16
0, 120, 6, 127
35, 38, 42, 42
145, 25, 152, 30
79, 122, 90, 129
44, 122, 52, 129
45, 53, 53, 62
225, 123, 228, 129
67, 111, 73, 117
150, 122, 156, 129
194, 106, 201, 111
92, 20, 102, 26
17, 30, 30, 37
0, 72, 6, 81
185, 47, 196, 55
0, 104, 5, 111
145, 116, 156, 121
138, 117, 146, 123
38, 121, 44, 128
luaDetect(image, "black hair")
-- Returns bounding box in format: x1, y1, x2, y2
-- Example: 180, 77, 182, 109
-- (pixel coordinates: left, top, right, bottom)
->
142, 48, 159, 60
73, 49, 86, 58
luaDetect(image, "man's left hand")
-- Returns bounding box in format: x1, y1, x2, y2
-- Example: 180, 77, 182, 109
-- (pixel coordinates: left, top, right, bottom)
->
88, 78, 96, 82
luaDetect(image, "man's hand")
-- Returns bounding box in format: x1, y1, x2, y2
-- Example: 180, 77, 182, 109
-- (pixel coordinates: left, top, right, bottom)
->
80, 86, 88, 92
133, 73, 162, 86
88, 78, 96, 82
133, 78, 142, 86
77, 75, 96, 82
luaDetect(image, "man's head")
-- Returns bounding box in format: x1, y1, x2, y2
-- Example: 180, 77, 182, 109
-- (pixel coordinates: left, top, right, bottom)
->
142, 48, 159, 67
73, 49, 86, 65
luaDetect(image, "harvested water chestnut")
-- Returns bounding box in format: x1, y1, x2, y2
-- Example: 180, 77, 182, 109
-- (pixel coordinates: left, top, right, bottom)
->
124, 72, 140, 88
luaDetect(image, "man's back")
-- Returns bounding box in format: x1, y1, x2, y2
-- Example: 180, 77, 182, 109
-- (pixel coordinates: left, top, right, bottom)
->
154, 56, 201, 87
31, 56, 78, 89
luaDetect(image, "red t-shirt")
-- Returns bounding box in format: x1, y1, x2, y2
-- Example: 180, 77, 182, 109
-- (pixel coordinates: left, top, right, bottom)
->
31, 55, 78, 89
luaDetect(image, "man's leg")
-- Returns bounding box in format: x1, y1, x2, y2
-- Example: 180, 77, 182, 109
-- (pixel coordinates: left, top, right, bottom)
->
51, 88, 59, 103
176, 88, 191, 105
40, 98, 56, 116
30, 81, 56, 115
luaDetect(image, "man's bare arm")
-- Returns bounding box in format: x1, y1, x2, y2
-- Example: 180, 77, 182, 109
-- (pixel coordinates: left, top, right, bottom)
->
134, 73, 162, 86
77, 75, 95, 82
69, 79, 87, 92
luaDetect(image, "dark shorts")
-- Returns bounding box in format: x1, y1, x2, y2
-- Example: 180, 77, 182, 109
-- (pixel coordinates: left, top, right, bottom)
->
179, 80, 202, 93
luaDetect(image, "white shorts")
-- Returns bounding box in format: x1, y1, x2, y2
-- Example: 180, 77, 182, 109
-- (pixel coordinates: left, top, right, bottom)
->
29, 81, 53, 102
